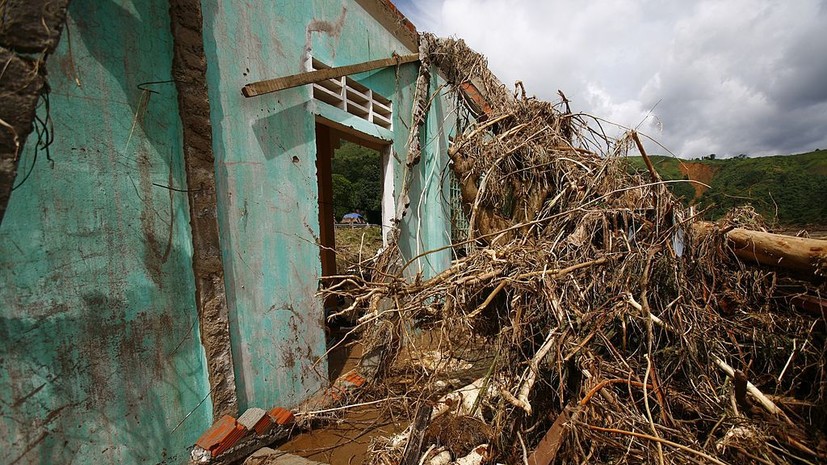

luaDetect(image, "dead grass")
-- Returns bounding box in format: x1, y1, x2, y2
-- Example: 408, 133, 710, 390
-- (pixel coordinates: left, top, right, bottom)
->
334, 226, 383, 275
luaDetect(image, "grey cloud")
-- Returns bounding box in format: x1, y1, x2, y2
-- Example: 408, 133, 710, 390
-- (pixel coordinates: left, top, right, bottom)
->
396, 0, 827, 157
771, 29, 827, 109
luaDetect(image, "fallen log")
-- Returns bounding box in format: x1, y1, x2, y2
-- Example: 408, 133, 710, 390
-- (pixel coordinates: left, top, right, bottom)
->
692, 222, 827, 277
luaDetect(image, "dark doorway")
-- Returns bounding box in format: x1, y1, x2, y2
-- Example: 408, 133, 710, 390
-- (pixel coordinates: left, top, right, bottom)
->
315, 122, 389, 379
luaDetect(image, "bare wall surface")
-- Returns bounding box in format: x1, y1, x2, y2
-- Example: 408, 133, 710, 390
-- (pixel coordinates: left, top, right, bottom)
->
198, 0, 449, 411
0, 1, 212, 463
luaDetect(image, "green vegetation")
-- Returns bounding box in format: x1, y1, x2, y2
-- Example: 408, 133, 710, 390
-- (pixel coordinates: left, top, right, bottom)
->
331, 141, 382, 224
626, 150, 827, 225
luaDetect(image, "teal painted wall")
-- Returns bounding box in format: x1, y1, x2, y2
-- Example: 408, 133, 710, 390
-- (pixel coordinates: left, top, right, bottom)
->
199, 0, 454, 411
399, 70, 455, 278
0, 1, 457, 463
0, 1, 212, 464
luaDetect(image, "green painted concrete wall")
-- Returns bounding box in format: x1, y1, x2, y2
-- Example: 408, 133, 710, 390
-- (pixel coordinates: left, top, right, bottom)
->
200, 0, 454, 411
0, 1, 458, 463
0, 1, 212, 464
399, 69, 455, 278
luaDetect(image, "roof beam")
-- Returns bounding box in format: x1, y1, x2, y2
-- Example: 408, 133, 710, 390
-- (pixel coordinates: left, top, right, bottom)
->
241, 53, 419, 98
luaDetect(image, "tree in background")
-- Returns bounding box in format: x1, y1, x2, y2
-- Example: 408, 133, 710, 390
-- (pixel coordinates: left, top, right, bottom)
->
332, 141, 382, 224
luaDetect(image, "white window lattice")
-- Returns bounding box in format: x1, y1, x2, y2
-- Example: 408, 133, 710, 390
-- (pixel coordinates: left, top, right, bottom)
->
311, 58, 393, 130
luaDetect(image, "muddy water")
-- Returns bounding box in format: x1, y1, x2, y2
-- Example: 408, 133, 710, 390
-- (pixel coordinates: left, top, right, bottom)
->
279, 333, 408, 464
279, 405, 406, 464
279, 330, 491, 464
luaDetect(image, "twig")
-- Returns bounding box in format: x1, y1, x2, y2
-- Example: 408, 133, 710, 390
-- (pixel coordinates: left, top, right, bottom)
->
711, 355, 794, 426
631, 130, 661, 183
296, 397, 405, 417
587, 425, 731, 465
514, 328, 560, 415
579, 379, 653, 406
643, 354, 665, 465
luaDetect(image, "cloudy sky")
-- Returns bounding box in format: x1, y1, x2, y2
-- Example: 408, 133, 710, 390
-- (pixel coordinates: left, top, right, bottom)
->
392, 0, 827, 158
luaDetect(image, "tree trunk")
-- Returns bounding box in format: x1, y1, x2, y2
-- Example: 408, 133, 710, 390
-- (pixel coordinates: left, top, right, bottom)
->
692, 222, 827, 277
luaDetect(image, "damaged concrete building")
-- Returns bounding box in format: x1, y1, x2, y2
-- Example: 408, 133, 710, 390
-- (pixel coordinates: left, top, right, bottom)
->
0, 1, 458, 463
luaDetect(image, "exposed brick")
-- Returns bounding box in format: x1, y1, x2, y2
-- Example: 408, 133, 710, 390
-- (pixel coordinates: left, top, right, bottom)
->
459, 81, 493, 117
195, 415, 249, 458
343, 370, 366, 387
267, 407, 295, 426
253, 415, 274, 436
238, 407, 273, 436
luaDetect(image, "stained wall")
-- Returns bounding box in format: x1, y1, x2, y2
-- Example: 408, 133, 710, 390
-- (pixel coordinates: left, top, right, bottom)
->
199, 0, 454, 410
0, 1, 212, 463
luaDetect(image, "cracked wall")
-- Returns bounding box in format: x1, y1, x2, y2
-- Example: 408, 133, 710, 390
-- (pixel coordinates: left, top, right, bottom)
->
170, 0, 239, 420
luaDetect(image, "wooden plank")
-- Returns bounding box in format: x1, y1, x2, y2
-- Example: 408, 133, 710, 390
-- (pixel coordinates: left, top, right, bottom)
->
242, 54, 419, 98
399, 404, 433, 465
528, 406, 579, 465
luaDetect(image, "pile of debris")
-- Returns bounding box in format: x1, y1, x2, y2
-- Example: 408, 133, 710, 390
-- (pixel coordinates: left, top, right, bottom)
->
322, 35, 827, 464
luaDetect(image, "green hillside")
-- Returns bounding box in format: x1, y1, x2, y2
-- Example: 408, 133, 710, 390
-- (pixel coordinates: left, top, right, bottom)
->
626, 150, 827, 225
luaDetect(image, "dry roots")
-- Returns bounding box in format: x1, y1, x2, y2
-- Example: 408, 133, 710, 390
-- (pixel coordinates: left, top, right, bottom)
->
322, 35, 826, 465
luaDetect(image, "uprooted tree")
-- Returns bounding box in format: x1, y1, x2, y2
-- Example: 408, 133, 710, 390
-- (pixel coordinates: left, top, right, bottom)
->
321, 34, 826, 465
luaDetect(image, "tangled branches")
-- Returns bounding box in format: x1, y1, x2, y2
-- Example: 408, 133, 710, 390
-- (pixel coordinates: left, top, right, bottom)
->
322, 36, 826, 465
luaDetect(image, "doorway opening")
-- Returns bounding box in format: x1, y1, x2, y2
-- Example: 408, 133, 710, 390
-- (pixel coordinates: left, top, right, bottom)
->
315, 122, 391, 379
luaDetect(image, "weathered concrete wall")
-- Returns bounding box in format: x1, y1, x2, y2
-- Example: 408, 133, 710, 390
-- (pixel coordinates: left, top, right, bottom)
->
398, 70, 454, 278
0, 1, 213, 463
170, 0, 239, 420
199, 0, 453, 411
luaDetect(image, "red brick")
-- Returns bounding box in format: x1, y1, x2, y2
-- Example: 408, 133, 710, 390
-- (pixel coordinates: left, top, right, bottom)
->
194, 415, 248, 458
343, 370, 366, 387
327, 386, 346, 402
195, 416, 235, 453
267, 407, 295, 426
213, 423, 247, 457
253, 414, 274, 435
459, 82, 493, 116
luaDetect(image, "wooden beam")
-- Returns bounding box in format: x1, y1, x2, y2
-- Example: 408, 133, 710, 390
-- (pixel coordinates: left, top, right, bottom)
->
399, 404, 433, 465
241, 53, 419, 98
528, 406, 579, 465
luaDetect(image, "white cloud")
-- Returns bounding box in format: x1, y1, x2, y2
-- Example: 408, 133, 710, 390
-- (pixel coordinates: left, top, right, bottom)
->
395, 0, 827, 157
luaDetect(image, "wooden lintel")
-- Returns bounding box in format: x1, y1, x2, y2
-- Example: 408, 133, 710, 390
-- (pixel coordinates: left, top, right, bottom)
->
241, 53, 419, 98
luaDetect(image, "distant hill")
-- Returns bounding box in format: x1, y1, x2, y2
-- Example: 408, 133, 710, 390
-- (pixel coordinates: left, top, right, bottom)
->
626, 150, 827, 225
